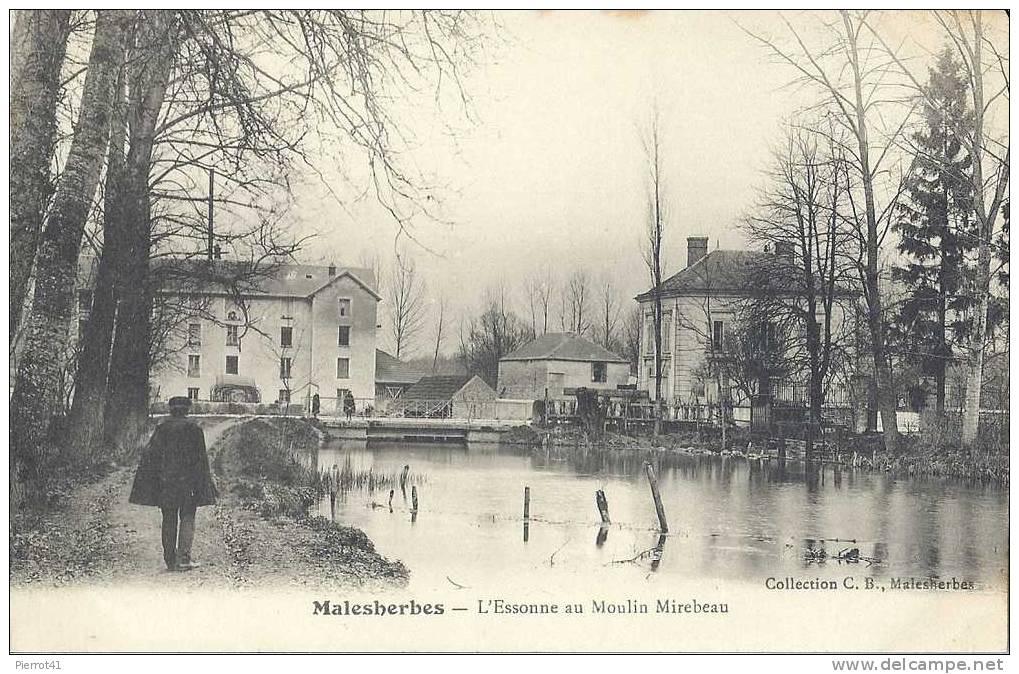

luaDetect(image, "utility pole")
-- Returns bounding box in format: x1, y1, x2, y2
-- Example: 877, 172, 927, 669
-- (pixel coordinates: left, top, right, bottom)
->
207, 167, 214, 260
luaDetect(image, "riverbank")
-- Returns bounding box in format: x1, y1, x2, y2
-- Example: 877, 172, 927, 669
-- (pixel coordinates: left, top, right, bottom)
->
520, 425, 1008, 484
10, 416, 407, 588
212, 417, 408, 583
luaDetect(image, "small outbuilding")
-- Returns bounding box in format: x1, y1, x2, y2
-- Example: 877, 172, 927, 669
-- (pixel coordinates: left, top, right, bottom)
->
497, 332, 630, 400
395, 374, 497, 418
374, 349, 426, 410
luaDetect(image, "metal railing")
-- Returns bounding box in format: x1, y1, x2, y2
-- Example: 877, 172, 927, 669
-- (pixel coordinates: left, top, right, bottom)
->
771, 383, 852, 407
311, 397, 498, 420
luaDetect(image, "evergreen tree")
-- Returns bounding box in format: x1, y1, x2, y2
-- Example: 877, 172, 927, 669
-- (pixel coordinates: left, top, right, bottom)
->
891, 48, 976, 414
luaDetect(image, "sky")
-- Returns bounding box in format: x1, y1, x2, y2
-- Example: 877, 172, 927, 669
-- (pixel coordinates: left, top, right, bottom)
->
277, 10, 1007, 357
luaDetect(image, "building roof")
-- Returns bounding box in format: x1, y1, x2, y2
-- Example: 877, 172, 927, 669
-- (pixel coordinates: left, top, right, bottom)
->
635, 249, 857, 301
399, 374, 488, 402
375, 350, 427, 385
129, 257, 379, 299
636, 250, 763, 301
500, 332, 628, 364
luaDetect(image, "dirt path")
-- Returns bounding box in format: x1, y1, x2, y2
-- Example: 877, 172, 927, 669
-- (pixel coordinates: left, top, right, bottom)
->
11, 417, 407, 591
91, 418, 241, 588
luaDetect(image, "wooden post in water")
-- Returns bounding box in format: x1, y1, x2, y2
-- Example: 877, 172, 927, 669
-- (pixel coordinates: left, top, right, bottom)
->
400, 465, 410, 490
595, 489, 610, 524
523, 486, 530, 520
411, 485, 419, 513
643, 461, 669, 533
387, 489, 394, 512
651, 533, 667, 571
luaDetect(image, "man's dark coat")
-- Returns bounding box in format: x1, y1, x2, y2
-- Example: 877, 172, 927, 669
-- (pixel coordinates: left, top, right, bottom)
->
129, 417, 218, 508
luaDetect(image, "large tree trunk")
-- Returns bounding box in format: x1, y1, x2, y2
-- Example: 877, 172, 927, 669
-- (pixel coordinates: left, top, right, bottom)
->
103, 11, 177, 458
961, 240, 992, 446
10, 11, 132, 497
9, 10, 72, 344
66, 71, 130, 462
960, 13, 1008, 448
843, 11, 899, 451
805, 317, 824, 461
935, 286, 947, 415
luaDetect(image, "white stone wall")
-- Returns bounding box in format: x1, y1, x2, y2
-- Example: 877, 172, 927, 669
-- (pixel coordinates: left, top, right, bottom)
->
497, 358, 630, 400
151, 275, 378, 408
636, 293, 854, 405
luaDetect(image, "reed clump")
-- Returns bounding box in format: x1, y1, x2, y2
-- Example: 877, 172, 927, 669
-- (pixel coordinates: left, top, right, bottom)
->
316, 455, 424, 496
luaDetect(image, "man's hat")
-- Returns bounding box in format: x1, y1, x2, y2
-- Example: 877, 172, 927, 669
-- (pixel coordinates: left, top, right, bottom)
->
168, 396, 192, 408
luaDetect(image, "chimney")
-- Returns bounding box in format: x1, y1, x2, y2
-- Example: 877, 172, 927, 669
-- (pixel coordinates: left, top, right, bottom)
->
687, 236, 708, 268
327, 263, 337, 277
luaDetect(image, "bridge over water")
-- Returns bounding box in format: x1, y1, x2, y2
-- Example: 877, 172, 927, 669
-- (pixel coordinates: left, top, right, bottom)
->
319, 416, 522, 444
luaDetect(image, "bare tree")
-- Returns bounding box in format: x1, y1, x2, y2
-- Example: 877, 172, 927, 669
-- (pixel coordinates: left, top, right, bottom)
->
640, 105, 668, 435
673, 258, 732, 450
742, 10, 911, 451
596, 275, 622, 351
9, 10, 73, 341
943, 13, 1009, 447
358, 249, 384, 295
91, 10, 483, 455
101, 10, 179, 457
10, 10, 133, 491
66, 64, 131, 459
458, 286, 531, 388
620, 305, 642, 375
385, 255, 427, 359
742, 121, 859, 453
523, 271, 555, 337
523, 275, 538, 337
721, 317, 795, 406
431, 294, 448, 373
262, 324, 308, 417
873, 10, 1009, 446
565, 269, 591, 336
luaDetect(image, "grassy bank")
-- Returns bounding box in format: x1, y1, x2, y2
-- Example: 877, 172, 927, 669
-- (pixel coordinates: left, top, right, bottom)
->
211, 417, 408, 582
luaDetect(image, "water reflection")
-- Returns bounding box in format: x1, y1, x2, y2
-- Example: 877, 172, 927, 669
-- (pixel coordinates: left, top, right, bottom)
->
314, 441, 1008, 594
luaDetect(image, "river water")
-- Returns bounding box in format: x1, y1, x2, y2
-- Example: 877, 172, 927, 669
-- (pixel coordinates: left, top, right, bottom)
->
312, 441, 1007, 596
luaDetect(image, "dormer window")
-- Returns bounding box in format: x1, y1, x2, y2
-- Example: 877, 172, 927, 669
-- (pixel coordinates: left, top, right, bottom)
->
227, 310, 239, 322
338, 298, 351, 319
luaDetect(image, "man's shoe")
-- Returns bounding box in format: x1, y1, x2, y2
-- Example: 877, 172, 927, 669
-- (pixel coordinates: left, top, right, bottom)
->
176, 560, 202, 571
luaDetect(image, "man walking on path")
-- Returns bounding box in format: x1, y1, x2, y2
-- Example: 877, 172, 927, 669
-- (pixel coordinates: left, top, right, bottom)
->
129, 396, 218, 571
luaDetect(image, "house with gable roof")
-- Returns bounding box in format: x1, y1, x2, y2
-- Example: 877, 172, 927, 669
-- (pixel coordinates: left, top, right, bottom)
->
148, 259, 381, 412
497, 332, 630, 399
393, 374, 497, 418
635, 236, 858, 411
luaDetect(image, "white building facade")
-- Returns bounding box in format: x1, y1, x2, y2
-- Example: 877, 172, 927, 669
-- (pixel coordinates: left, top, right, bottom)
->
636, 237, 857, 409
152, 262, 380, 413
